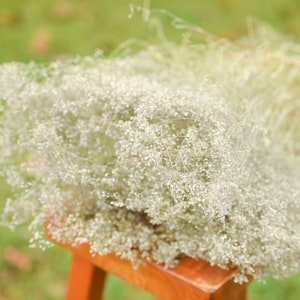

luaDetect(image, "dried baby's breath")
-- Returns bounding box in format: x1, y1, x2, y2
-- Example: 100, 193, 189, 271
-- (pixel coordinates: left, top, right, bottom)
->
0, 24, 299, 282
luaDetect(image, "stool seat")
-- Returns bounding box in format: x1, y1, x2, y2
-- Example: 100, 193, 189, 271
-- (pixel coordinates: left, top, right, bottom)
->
46, 230, 249, 300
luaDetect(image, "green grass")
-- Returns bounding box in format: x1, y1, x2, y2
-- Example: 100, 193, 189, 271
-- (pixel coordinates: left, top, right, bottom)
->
0, 0, 300, 62
0, 0, 300, 299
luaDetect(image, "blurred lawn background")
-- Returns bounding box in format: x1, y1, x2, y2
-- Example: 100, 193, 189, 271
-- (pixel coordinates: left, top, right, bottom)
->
0, 0, 299, 299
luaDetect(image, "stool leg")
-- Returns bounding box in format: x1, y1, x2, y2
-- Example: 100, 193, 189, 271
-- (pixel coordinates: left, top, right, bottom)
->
66, 253, 106, 300
211, 280, 248, 300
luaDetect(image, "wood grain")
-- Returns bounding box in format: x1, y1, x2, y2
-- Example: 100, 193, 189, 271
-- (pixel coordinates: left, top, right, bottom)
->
66, 253, 106, 300
45, 227, 249, 300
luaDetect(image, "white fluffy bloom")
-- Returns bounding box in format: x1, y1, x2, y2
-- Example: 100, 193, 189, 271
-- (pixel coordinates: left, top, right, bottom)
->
0, 25, 299, 282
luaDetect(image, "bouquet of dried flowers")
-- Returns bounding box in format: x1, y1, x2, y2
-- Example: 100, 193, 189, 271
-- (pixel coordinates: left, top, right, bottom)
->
0, 23, 299, 282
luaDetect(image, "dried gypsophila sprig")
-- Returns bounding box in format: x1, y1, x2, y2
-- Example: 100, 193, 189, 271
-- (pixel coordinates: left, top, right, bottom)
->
0, 23, 299, 283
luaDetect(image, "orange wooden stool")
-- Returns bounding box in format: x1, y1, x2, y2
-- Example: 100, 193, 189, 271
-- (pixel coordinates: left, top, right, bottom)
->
46, 230, 249, 300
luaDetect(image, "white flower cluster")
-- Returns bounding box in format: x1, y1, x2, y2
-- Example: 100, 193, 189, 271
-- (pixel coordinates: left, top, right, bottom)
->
0, 25, 299, 282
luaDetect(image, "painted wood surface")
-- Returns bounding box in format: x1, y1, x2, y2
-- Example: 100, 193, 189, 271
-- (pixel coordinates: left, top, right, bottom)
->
45, 228, 249, 300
